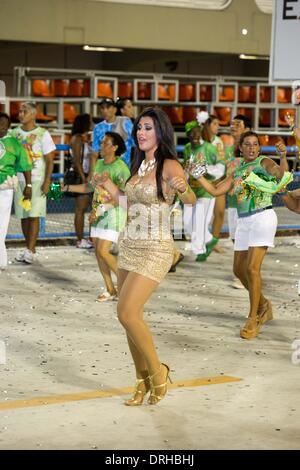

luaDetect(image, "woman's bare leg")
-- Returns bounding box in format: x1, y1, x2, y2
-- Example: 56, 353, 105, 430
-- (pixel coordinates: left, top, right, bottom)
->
74, 195, 89, 241
233, 249, 267, 315
94, 239, 117, 295
118, 269, 147, 378
246, 246, 268, 318
117, 271, 167, 388
212, 195, 226, 239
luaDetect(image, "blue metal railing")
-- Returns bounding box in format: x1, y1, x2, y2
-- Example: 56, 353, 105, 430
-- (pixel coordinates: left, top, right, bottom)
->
56, 144, 299, 154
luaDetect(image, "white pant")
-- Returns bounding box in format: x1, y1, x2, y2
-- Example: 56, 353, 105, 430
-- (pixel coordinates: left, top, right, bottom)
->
228, 207, 238, 240
0, 189, 13, 268
184, 197, 215, 255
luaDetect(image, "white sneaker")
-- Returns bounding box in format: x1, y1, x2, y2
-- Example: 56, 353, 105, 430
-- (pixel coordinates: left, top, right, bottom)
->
231, 277, 245, 289
15, 250, 26, 262
76, 239, 93, 249
23, 249, 34, 264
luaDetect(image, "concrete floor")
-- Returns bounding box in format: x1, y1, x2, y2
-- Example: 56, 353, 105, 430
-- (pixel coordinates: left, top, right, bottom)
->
0, 238, 300, 450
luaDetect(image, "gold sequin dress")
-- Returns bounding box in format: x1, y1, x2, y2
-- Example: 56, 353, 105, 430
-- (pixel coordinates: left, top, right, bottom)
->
118, 181, 175, 283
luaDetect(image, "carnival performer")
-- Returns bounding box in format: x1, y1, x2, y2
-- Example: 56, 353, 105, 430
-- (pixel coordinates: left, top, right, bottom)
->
224, 115, 251, 240
224, 114, 252, 288
11, 102, 56, 264
200, 113, 226, 254
192, 131, 291, 339
96, 107, 195, 405
183, 119, 225, 262
0, 112, 32, 269
64, 132, 130, 301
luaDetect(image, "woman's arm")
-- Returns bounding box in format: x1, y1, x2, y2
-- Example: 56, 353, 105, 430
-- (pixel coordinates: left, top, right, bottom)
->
282, 191, 300, 214
93, 172, 125, 205
261, 140, 290, 179
64, 182, 93, 193
164, 160, 196, 205
196, 173, 233, 196
71, 135, 86, 182
87, 151, 99, 181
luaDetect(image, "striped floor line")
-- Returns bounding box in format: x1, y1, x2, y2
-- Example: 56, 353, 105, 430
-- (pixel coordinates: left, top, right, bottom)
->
0, 375, 242, 411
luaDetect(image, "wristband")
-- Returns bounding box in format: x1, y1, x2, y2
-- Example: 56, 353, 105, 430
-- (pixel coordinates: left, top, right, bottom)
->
178, 186, 189, 197
26, 184, 32, 188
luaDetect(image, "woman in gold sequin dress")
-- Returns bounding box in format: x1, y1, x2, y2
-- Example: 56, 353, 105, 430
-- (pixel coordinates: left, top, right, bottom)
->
99, 107, 196, 405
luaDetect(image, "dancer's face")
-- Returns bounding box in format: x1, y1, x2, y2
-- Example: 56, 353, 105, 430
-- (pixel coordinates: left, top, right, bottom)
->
230, 119, 246, 139
188, 127, 201, 147
121, 100, 134, 119
100, 104, 116, 122
19, 104, 36, 125
136, 117, 157, 153
100, 135, 116, 158
0, 117, 9, 138
240, 135, 260, 162
209, 118, 219, 136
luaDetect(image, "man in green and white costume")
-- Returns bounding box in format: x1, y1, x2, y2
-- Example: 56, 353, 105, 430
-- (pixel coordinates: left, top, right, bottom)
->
183, 120, 225, 262
0, 113, 32, 269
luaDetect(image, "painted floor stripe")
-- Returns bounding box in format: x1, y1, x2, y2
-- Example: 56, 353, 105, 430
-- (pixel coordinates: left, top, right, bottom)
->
0, 375, 242, 411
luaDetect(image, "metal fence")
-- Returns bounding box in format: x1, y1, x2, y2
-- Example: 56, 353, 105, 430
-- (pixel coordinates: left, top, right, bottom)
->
6, 145, 300, 240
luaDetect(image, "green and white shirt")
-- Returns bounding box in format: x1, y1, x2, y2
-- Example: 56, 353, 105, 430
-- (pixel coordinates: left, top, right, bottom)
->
92, 158, 130, 232
10, 126, 56, 182
183, 141, 223, 199
232, 155, 273, 216
0, 135, 32, 185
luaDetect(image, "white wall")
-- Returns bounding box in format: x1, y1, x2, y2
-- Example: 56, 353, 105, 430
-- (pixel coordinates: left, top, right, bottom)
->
0, 0, 271, 54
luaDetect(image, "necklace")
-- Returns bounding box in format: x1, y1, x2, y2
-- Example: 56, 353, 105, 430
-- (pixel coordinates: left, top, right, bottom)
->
138, 158, 156, 177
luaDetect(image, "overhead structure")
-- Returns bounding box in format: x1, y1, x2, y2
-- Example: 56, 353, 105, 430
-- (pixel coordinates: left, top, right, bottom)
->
93, 0, 232, 9
269, 0, 300, 84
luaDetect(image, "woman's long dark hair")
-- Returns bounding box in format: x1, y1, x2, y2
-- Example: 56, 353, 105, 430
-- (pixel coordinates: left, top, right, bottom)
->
131, 107, 178, 200
71, 113, 91, 135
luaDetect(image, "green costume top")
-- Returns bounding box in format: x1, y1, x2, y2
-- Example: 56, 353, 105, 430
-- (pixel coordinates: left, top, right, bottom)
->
232, 155, 292, 216
0, 135, 32, 185
92, 158, 130, 232
183, 141, 221, 199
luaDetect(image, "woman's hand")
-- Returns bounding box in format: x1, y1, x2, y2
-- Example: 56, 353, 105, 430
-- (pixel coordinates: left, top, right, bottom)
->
275, 141, 287, 156
92, 172, 109, 188
169, 176, 188, 194
88, 210, 98, 224
189, 162, 207, 180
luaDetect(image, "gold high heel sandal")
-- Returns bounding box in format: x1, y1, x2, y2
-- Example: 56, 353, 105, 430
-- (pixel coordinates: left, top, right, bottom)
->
124, 377, 150, 406
148, 363, 172, 405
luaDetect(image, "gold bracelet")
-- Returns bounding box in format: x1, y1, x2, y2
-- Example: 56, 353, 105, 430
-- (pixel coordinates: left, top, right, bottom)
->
178, 185, 189, 197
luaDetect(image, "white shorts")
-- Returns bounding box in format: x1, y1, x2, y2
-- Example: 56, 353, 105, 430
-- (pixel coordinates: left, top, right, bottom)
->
90, 227, 119, 243
234, 209, 277, 251
228, 207, 238, 240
